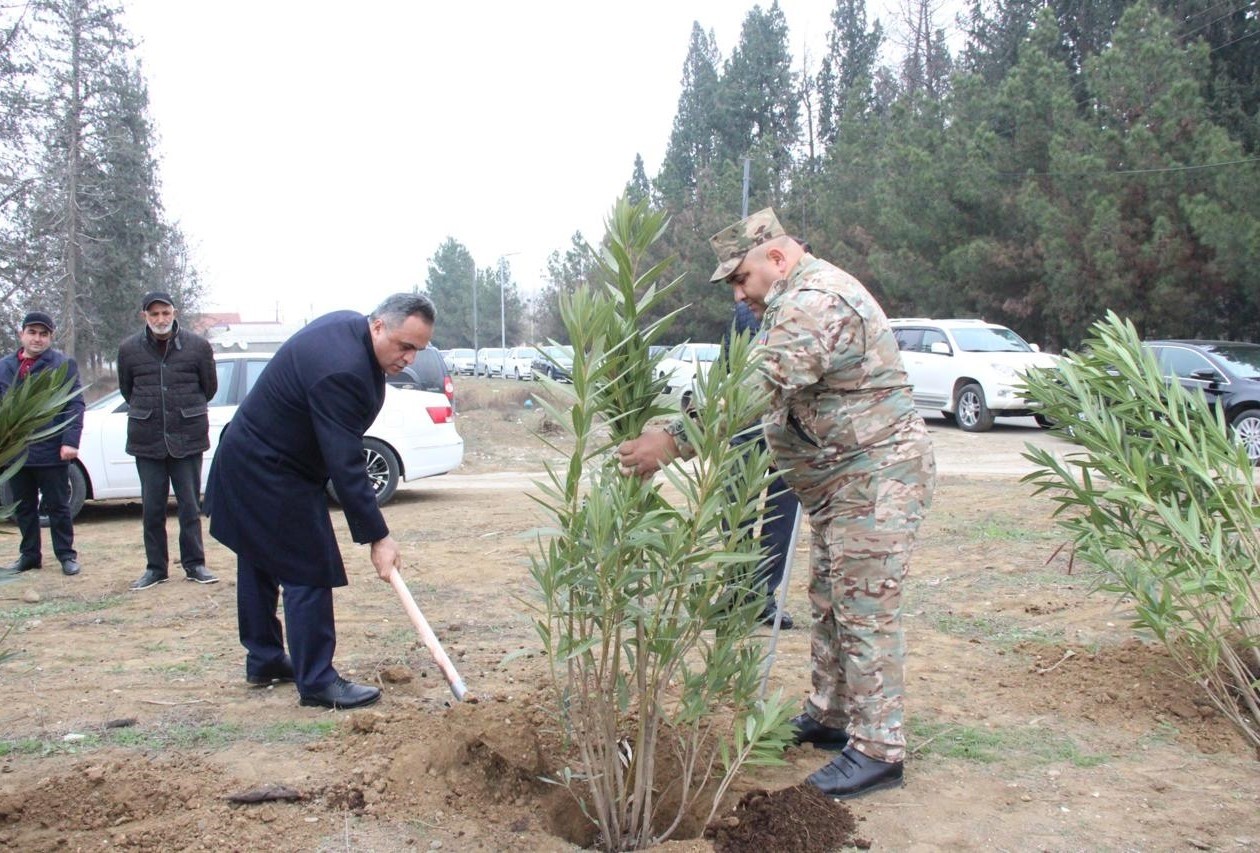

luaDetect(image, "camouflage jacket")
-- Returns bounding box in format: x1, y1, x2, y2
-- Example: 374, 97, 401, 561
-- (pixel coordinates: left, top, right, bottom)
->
749, 256, 930, 506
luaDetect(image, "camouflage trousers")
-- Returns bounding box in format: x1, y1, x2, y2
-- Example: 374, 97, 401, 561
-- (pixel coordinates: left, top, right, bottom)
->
804, 450, 935, 763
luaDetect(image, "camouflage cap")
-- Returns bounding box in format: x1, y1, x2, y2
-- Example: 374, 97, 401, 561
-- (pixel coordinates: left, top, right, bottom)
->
708, 207, 786, 282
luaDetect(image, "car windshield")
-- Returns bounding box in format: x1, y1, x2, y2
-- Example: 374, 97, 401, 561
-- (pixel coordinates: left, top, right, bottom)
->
451, 349, 474, 358
1206, 344, 1260, 379
543, 345, 573, 361
951, 327, 1032, 353
690, 344, 721, 362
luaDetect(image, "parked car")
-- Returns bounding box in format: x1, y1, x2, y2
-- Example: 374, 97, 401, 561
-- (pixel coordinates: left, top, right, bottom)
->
58, 352, 463, 518
388, 346, 455, 408
1143, 340, 1260, 464
448, 348, 476, 375
474, 347, 507, 377
889, 318, 1060, 432
503, 346, 542, 380
656, 343, 721, 394
532, 345, 574, 381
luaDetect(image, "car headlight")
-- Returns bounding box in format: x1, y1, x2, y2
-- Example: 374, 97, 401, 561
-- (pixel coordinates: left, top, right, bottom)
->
990, 363, 1022, 382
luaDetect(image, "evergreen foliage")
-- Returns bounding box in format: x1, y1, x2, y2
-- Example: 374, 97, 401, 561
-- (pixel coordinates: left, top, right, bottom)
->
518, 0, 1260, 351
0, 0, 199, 364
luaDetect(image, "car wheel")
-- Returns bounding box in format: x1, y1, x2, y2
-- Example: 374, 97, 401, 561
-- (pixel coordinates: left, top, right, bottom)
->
1229, 408, 1260, 465
326, 438, 401, 506
1034, 413, 1055, 429
954, 383, 994, 432
67, 464, 87, 519
514, 368, 522, 380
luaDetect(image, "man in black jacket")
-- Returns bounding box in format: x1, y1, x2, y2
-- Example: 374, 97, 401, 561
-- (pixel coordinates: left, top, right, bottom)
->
117, 292, 219, 590
0, 311, 84, 576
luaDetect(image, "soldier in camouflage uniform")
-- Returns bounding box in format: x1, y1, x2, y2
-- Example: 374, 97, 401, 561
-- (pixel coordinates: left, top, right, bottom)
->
618, 208, 935, 799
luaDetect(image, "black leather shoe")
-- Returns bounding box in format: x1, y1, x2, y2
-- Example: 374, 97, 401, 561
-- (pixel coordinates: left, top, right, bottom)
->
247, 657, 296, 686
807, 746, 903, 799
184, 564, 219, 584
790, 713, 849, 750
299, 677, 381, 710
60, 559, 81, 576
129, 570, 168, 590
760, 607, 794, 630
4, 556, 41, 573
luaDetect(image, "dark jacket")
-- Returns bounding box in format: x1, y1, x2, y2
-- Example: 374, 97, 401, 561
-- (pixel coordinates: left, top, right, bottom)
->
117, 320, 217, 460
204, 311, 388, 588
0, 348, 84, 467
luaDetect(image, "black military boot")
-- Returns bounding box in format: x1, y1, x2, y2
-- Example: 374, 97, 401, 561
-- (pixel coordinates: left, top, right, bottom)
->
807, 745, 903, 799
789, 713, 849, 750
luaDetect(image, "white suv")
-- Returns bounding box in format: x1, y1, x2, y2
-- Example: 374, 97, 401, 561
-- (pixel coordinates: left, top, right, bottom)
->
889, 318, 1060, 432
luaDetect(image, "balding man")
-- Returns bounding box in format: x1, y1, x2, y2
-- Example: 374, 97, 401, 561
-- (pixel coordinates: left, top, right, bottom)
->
618, 209, 935, 799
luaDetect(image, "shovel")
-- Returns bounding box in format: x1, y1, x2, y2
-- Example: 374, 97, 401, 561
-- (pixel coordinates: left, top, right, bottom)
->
389, 569, 471, 702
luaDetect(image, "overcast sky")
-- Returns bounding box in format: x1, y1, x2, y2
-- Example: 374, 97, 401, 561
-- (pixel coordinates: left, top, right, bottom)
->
122, 1, 921, 324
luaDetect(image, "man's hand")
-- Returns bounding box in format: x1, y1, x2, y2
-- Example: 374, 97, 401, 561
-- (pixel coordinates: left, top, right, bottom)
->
617, 430, 680, 478
370, 535, 402, 582
60, 446, 78, 462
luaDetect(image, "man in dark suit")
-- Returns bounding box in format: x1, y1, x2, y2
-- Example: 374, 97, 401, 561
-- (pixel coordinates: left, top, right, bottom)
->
205, 293, 436, 710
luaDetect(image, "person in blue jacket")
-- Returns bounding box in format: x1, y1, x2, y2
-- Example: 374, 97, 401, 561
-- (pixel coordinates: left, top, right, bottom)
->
205, 293, 435, 710
0, 311, 85, 576
728, 300, 801, 628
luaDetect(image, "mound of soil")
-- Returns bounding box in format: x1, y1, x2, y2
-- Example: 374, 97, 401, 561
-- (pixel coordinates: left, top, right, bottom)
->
705, 785, 864, 853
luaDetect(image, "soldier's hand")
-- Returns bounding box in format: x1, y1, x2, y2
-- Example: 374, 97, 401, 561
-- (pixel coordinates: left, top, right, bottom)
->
60, 446, 78, 462
370, 535, 402, 582
617, 430, 679, 478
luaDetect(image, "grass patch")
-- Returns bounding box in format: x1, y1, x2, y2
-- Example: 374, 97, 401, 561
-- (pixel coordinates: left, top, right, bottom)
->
458, 379, 541, 412
926, 612, 1064, 648
967, 518, 1057, 543
0, 719, 337, 757
909, 718, 1108, 767
0, 594, 126, 620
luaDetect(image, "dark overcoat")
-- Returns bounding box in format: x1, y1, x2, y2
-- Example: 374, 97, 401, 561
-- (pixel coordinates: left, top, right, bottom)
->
204, 311, 388, 587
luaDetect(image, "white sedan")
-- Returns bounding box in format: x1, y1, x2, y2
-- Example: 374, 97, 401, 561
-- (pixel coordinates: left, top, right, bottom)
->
656, 343, 721, 394
62, 352, 464, 518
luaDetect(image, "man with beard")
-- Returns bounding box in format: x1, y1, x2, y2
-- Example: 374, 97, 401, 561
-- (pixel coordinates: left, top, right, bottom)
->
117, 292, 219, 590
618, 209, 935, 799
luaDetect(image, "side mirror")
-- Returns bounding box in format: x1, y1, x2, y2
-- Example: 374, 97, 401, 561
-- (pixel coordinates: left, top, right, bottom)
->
929, 341, 951, 356
1030, 343, 1041, 352
1188, 368, 1223, 383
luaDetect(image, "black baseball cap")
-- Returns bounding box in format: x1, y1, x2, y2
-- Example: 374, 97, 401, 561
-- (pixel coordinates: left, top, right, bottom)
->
21, 311, 55, 332
142, 291, 174, 310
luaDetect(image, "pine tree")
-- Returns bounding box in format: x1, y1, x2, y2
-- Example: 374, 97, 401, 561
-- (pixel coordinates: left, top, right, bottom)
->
816, 0, 884, 146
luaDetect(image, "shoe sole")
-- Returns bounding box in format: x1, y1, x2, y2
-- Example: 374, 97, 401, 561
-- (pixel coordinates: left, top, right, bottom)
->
247, 676, 296, 687
129, 578, 169, 591
298, 692, 382, 710
823, 776, 904, 800
793, 738, 849, 752
185, 576, 219, 584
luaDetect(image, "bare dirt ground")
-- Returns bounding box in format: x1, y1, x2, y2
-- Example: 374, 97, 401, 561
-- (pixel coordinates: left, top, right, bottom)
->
0, 380, 1257, 852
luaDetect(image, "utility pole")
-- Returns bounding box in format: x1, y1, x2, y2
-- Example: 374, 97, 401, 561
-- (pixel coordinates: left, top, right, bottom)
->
741, 156, 751, 217
471, 267, 478, 353
498, 252, 520, 348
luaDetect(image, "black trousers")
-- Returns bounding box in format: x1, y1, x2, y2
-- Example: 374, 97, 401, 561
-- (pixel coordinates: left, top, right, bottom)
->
11, 464, 75, 563
236, 554, 337, 695
757, 469, 800, 598
730, 433, 801, 606
136, 454, 205, 574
